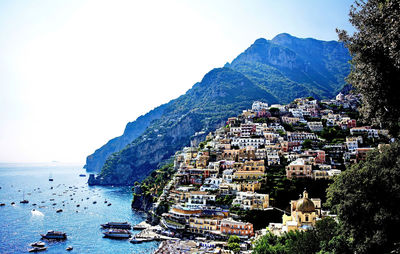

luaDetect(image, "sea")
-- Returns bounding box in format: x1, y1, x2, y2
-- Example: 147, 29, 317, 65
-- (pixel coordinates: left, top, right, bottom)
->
0, 163, 159, 254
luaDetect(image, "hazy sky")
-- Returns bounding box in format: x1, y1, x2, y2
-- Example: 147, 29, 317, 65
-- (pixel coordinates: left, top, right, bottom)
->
0, 0, 355, 163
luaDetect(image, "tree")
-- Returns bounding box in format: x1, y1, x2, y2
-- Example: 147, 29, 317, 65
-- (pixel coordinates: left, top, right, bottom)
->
337, 0, 400, 136
228, 235, 241, 253
326, 142, 400, 253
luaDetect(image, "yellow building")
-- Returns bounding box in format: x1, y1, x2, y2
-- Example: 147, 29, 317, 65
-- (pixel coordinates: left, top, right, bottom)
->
282, 190, 321, 231
242, 160, 265, 172
189, 217, 220, 234
233, 170, 264, 180
240, 181, 261, 192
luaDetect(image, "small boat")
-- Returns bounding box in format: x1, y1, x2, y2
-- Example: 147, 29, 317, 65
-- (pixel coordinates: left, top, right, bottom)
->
0, 203, 5, 206
79, 174, 86, 177
11, 202, 15, 205
101, 222, 132, 229
28, 247, 47, 252
130, 237, 145, 244
30, 241, 45, 247
66, 246, 73, 251
103, 229, 131, 239
49, 173, 54, 181
130, 236, 154, 243
107, 203, 112, 206
40, 230, 67, 240
20, 191, 29, 204
56, 209, 63, 213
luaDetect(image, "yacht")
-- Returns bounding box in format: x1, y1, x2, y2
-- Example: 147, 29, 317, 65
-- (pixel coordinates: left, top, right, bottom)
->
103, 229, 131, 239
40, 230, 67, 240
101, 222, 132, 229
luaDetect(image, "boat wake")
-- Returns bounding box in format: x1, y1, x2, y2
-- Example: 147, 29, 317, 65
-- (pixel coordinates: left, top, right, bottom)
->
31, 209, 44, 217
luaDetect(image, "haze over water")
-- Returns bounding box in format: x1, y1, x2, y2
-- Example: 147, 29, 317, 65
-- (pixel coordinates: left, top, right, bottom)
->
0, 163, 158, 253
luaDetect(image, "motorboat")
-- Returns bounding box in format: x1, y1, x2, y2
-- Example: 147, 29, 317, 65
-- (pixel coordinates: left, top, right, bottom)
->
103, 229, 131, 239
28, 247, 47, 252
101, 222, 132, 229
40, 230, 67, 240
30, 241, 45, 247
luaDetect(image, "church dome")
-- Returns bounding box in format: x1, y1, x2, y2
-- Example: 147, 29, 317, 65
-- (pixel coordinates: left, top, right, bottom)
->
296, 190, 315, 213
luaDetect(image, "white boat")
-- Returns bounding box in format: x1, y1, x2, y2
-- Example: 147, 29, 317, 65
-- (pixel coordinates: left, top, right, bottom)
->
28, 247, 47, 252
30, 241, 45, 247
103, 229, 131, 239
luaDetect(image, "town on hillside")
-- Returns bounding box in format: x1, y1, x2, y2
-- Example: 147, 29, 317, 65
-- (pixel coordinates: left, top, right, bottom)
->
141, 93, 391, 253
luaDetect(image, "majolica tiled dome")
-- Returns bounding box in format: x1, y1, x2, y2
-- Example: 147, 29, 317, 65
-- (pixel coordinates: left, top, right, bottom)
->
296, 190, 315, 213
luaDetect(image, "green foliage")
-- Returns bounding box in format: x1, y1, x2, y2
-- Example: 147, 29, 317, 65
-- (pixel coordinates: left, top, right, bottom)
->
326, 142, 400, 253
269, 108, 280, 117
319, 126, 349, 143
228, 235, 240, 244
338, 0, 400, 136
228, 242, 241, 253
253, 218, 351, 254
215, 195, 235, 207
140, 163, 175, 196
302, 139, 312, 150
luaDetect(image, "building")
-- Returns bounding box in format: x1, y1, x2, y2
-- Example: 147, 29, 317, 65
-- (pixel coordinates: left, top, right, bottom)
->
307, 122, 323, 132
286, 158, 313, 179
252, 101, 269, 111
282, 190, 321, 231
282, 116, 300, 125
186, 191, 216, 209
232, 191, 269, 210
220, 218, 254, 238
231, 137, 265, 149
267, 150, 280, 166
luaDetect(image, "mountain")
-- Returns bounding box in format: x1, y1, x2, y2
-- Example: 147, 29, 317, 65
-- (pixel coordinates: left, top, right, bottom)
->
86, 33, 351, 185
85, 104, 168, 172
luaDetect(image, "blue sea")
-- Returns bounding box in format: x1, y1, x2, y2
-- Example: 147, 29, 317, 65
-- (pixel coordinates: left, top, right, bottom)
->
0, 163, 158, 254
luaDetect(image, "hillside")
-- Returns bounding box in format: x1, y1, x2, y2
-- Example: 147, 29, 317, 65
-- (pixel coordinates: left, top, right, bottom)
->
87, 33, 351, 185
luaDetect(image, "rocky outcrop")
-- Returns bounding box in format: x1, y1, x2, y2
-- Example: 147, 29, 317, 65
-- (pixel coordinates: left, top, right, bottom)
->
131, 185, 154, 211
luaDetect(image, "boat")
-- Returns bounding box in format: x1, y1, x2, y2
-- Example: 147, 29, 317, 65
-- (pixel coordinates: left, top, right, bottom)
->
11, 202, 15, 205
79, 174, 86, 177
30, 241, 45, 247
107, 203, 112, 206
56, 209, 63, 213
40, 230, 67, 240
101, 222, 132, 229
28, 247, 47, 252
66, 246, 73, 251
20, 191, 29, 204
103, 229, 132, 239
0, 203, 5, 206
130, 236, 154, 244
49, 173, 54, 181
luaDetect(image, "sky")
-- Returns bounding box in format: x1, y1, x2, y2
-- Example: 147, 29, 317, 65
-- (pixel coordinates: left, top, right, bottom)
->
0, 0, 356, 163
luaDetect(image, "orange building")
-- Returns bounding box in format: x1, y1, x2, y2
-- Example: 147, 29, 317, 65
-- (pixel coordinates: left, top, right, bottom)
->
220, 218, 254, 238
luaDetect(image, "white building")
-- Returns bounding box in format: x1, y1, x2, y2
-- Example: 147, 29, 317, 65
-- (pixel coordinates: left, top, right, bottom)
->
252, 101, 269, 111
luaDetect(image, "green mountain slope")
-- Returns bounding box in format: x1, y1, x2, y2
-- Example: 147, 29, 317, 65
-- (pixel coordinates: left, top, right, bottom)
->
91, 68, 277, 184
87, 33, 351, 185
